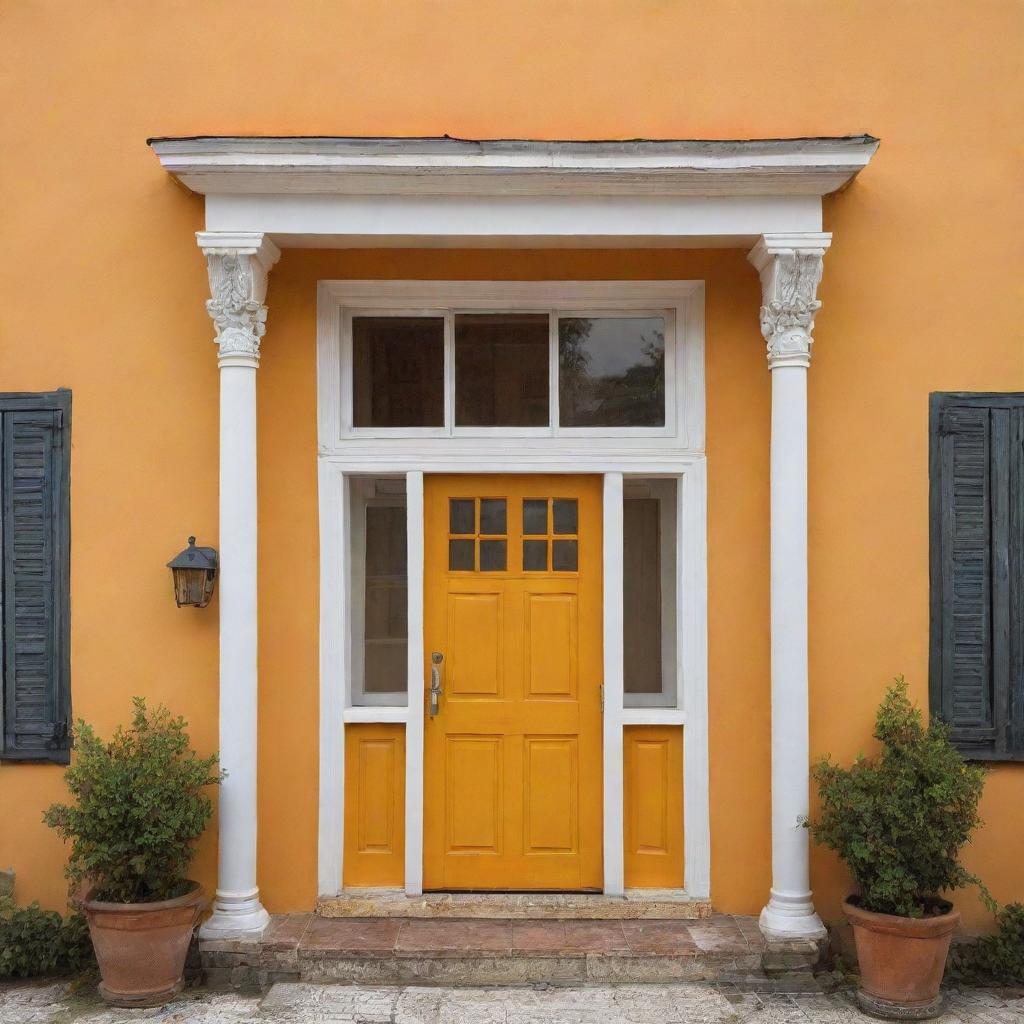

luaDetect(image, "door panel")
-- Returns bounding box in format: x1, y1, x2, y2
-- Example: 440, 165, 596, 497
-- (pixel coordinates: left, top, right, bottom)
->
423, 474, 603, 891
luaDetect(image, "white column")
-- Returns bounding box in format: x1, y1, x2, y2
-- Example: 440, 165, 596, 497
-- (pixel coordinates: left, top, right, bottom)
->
197, 231, 280, 938
748, 233, 830, 942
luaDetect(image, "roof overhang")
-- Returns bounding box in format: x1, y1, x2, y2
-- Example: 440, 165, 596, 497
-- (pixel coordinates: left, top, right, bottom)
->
148, 135, 879, 248
150, 135, 878, 198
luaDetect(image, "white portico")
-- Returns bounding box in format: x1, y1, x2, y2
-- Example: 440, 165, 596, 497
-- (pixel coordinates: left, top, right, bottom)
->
150, 135, 877, 941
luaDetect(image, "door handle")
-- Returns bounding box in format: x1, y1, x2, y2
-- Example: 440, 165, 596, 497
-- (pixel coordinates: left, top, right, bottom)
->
429, 652, 444, 718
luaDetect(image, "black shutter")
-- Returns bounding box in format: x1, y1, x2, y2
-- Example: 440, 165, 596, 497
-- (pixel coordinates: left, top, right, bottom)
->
0, 393, 70, 763
930, 393, 1024, 761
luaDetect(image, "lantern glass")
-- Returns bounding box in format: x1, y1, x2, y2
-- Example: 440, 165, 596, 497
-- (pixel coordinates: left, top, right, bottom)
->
172, 566, 216, 608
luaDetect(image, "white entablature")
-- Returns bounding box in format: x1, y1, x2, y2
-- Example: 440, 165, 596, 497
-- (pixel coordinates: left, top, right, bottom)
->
150, 135, 878, 248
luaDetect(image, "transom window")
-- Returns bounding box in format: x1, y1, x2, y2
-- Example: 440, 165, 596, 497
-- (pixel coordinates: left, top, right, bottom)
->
345, 307, 674, 436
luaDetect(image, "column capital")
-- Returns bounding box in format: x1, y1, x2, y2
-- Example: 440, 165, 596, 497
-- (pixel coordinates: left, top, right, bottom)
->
197, 232, 281, 368
748, 233, 831, 370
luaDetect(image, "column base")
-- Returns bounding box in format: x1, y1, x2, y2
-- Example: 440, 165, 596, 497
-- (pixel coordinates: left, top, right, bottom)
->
759, 888, 828, 942
198, 888, 270, 940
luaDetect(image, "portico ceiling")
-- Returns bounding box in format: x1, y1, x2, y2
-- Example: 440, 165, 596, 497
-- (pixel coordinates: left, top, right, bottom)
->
149, 134, 879, 248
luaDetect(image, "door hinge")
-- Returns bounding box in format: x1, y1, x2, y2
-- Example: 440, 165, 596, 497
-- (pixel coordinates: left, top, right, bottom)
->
600, 683, 605, 712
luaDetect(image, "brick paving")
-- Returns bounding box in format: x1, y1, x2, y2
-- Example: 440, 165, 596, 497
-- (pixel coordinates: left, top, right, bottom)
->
3, 978, 1023, 1023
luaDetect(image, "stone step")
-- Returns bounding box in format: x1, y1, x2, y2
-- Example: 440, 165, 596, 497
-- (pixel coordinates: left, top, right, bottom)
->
199, 913, 823, 990
317, 889, 713, 920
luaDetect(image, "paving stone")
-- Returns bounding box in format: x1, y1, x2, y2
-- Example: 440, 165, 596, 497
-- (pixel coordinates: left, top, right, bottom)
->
2, 978, 1023, 1023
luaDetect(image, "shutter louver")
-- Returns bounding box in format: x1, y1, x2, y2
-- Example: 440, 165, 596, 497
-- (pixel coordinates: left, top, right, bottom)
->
1, 407, 69, 761
930, 393, 1024, 761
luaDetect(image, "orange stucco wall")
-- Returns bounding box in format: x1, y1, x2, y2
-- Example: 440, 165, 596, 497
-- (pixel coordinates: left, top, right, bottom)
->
1, 1, 1021, 932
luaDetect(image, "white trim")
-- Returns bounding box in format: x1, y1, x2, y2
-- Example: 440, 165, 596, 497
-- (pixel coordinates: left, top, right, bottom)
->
602, 472, 625, 896
205, 193, 824, 249
404, 471, 425, 897
342, 706, 410, 724
315, 284, 710, 902
348, 479, 409, 707
317, 465, 349, 898
620, 708, 686, 726
151, 135, 878, 198
318, 281, 705, 454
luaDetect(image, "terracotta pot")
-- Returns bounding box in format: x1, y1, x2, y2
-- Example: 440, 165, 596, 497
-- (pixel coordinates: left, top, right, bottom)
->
83, 882, 205, 1008
844, 896, 959, 1020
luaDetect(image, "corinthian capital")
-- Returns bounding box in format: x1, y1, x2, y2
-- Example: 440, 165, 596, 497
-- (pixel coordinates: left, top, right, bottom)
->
197, 232, 281, 368
748, 233, 831, 369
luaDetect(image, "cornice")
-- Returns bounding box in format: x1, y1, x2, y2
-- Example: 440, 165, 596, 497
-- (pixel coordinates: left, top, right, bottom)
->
150, 135, 879, 199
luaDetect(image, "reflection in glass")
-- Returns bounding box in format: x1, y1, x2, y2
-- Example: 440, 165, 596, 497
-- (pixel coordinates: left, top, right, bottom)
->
455, 314, 549, 426
552, 540, 578, 572
449, 499, 475, 535
353, 317, 444, 427
523, 499, 548, 535
523, 540, 547, 571
448, 539, 475, 571
558, 317, 665, 427
552, 499, 578, 535
479, 540, 507, 572
479, 499, 507, 535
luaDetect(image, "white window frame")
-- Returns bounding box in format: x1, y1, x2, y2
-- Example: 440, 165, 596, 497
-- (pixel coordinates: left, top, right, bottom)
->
317, 281, 708, 903
623, 478, 679, 709
349, 477, 409, 707
319, 281, 704, 456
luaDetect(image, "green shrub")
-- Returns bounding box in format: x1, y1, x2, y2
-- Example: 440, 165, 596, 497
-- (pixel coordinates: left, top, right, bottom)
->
951, 903, 1024, 985
43, 697, 222, 904
806, 677, 988, 918
0, 897, 94, 978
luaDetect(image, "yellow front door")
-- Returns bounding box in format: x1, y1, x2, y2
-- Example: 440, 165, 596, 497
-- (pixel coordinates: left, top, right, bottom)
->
423, 474, 603, 890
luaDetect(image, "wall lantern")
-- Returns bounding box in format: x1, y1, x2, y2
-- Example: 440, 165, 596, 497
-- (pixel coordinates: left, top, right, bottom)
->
167, 536, 218, 608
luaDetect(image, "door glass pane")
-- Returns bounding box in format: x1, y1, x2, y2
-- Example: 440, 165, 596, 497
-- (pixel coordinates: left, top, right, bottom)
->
363, 505, 408, 694
353, 317, 444, 428
523, 499, 548, 535
448, 539, 475, 571
558, 317, 666, 427
479, 539, 507, 572
455, 314, 549, 427
552, 499, 578, 535
479, 498, 507, 535
449, 498, 475, 535
523, 539, 548, 571
552, 540, 578, 572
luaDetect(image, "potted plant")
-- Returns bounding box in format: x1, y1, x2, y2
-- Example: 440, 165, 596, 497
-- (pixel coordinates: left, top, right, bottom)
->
807, 678, 988, 1020
44, 698, 222, 1007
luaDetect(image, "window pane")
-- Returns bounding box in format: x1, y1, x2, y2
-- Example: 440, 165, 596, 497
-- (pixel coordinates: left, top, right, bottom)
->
449, 498, 475, 535
353, 317, 444, 427
523, 499, 548, 535
479, 540, 507, 571
363, 505, 408, 694
523, 539, 547, 571
558, 317, 665, 427
448, 539, 475, 571
455, 314, 549, 427
479, 498, 507, 535
552, 499, 578, 535
623, 498, 662, 695
552, 540, 578, 572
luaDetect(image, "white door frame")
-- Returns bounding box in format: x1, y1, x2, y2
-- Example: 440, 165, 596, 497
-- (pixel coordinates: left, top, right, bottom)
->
316, 281, 709, 899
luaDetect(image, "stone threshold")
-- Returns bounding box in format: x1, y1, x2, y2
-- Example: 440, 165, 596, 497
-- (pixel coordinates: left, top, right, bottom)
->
317, 889, 713, 920
199, 913, 823, 991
